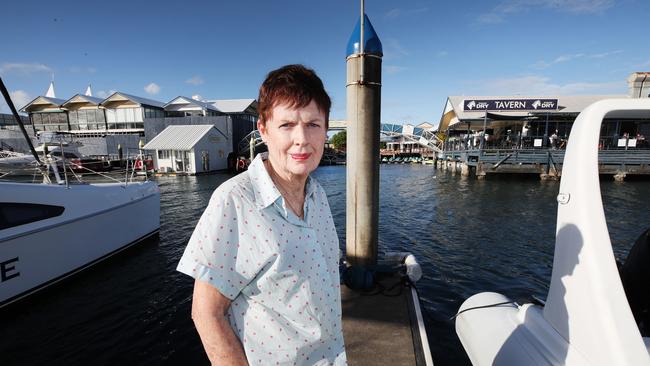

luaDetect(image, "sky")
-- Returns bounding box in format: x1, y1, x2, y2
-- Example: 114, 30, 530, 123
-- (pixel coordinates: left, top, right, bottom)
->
1, 0, 649, 127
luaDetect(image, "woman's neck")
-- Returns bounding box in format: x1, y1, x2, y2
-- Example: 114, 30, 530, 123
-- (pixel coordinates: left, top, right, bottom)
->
264, 159, 307, 218
264, 159, 307, 196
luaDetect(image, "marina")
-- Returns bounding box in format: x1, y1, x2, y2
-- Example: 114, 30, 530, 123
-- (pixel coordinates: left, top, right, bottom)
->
2, 1, 650, 365
2, 164, 650, 365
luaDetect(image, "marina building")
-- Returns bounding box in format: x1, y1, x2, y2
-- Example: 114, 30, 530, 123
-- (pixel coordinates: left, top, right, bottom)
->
62, 94, 107, 132
100, 92, 165, 132
436, 72, 650, 179
164, 96, 223, 117
142, 125, 230, 174
21, 96, 69, 132
384, 122, 436, 154
7, 83, 258, 169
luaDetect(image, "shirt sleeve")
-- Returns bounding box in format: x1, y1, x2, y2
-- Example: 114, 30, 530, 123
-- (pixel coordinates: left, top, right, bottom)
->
177, 184, 268, 300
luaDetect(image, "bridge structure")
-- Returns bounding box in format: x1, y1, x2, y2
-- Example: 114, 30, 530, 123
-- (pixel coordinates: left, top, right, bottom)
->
238, 120, 443, 155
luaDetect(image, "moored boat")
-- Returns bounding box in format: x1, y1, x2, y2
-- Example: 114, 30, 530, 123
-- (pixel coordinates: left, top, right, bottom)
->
455, 99, 650, 365
0, 77, 161, 308
0, 181, 160, 308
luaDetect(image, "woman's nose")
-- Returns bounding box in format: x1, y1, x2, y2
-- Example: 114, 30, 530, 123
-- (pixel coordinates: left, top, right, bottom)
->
293, 125, 308, 145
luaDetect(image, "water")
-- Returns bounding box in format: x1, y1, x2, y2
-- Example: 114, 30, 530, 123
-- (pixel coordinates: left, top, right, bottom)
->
2, 165, 650, 365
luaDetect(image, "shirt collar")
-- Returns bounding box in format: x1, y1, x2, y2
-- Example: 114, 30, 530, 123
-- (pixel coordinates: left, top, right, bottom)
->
248, 152, 318, 211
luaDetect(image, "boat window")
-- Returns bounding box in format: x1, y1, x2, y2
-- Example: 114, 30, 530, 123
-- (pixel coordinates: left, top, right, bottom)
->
48, 152, 79, 159
0, 203, 65, 230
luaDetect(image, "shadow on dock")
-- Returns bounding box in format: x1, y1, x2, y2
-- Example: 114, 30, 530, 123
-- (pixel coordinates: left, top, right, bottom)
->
342, 272, 431, 366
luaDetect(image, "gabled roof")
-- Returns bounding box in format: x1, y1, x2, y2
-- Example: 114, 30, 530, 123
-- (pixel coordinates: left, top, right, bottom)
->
142, 125, 224, 151
164, 96, 221, 112
20, 96, 67, 112
100, 92, 165, 108
206, 99, 257, 114
61, 94, 104, 107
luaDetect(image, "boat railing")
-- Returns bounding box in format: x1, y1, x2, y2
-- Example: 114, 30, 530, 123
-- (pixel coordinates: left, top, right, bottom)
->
1, 145, 149, 187
56, 146, 149, 187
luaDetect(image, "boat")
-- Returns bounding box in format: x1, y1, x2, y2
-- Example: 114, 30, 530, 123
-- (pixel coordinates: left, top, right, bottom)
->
0, 150, 38, 177
0, 181, 160, 308
0, 77, 161, 309
0, 139, 110, 176
35, 141, 111, 173
455, 99, 650, 365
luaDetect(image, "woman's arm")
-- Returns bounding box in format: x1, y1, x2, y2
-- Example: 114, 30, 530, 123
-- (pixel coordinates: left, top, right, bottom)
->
191, 279, 248, 366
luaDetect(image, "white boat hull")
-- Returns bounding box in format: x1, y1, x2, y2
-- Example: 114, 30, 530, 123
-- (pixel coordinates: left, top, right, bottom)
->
456, 99, 650, 365
0, 181, 160, 307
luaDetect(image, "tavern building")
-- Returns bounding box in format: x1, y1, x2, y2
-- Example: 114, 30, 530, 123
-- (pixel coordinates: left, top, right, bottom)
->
436, 72, 650, 180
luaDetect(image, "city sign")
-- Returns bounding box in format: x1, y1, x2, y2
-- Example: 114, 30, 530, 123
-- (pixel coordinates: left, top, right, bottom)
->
463, 99, 559, 111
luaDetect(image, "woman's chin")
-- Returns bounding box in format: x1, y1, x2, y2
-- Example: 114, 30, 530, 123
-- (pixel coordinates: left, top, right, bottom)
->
288, 162, 317, 176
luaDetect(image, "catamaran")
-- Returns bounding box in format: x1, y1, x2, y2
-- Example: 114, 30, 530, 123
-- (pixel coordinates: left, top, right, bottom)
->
0, 77, 160, 309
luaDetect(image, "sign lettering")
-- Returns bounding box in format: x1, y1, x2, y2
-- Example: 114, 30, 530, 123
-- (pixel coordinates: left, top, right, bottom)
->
463, 99, 559, 111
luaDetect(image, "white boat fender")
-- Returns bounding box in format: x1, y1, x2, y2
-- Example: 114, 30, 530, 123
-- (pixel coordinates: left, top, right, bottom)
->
341, 252, 423, 290
384, 252, 423, 283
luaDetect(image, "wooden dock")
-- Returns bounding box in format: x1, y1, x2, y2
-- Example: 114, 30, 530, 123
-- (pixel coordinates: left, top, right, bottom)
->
341, 272, 433, 366
438, 148, 650, 180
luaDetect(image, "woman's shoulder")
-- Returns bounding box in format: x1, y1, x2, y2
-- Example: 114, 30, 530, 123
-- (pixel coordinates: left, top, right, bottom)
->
209, 171, 255, 204
308, 176, 329, 199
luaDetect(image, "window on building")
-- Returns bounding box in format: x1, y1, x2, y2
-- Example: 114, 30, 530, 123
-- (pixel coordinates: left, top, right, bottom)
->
158, 150, 171, 159
69, 110, 78, 124
96, 109, 105, 123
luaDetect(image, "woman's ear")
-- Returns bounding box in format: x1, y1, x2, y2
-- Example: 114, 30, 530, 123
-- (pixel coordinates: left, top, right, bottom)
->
257, 120, 267, 143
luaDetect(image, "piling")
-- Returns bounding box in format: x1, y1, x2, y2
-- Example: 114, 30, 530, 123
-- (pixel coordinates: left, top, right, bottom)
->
460, 162, 470, 176
341, 8, 433, 365
345, 11, 382, 267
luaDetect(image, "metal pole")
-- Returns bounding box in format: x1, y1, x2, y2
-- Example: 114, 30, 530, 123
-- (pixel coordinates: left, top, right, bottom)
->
0, 77, 43, 165
480, 112, 487, 150
360, 0, 365, 83
139, 140, 146, 174
544, 113, 549, 148
249, 135, 255, 161
59, 140, 69, 188
346, 8, 381, 267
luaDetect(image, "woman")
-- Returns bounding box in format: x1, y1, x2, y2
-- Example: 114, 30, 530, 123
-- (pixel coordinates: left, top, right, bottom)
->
177, 64, 347, 365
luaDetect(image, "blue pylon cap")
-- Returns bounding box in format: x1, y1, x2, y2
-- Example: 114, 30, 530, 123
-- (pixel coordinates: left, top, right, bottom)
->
346, 13, 383, 57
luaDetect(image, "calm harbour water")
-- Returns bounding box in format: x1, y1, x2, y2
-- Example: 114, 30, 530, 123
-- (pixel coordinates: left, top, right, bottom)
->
2, 164, 650, 365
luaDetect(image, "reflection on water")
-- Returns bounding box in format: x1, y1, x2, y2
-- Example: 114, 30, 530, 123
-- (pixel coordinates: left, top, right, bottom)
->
1, 166, 649, 365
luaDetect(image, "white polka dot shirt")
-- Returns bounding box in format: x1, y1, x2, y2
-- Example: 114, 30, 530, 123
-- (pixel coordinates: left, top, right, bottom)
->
177, 153, 347, 365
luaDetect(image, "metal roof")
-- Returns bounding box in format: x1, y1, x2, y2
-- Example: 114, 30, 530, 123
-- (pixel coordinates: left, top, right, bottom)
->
142, 125, 217, 151
100, 92, 165, 108
164, 96, 221, 112
61, 94, 104, 107
206, 99, 257, 114
20, 96, 67, 112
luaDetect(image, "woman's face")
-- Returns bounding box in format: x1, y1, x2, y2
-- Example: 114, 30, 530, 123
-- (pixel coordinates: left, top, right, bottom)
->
258, 100, 327, 181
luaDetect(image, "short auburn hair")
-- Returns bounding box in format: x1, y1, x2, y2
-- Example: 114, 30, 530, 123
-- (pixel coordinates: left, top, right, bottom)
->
258, 64, 331, 128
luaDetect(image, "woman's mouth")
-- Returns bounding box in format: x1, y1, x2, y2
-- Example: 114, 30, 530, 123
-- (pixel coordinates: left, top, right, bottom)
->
290, 153, 311, 161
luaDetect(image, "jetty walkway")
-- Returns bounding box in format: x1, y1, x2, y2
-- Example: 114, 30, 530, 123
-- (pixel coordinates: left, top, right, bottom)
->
438, 147, 650, 180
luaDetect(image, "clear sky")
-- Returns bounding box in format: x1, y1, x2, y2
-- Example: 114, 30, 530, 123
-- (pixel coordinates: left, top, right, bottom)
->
1, 0, 649, 127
